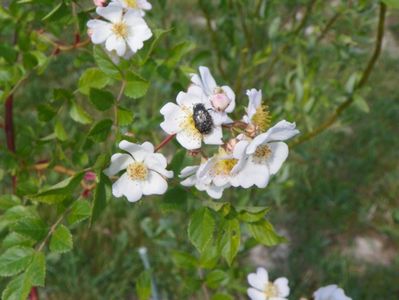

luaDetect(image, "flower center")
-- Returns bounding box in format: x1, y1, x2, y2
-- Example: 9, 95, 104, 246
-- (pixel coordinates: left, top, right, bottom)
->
126, 162, 148, 181
124, 0, 138, 8
112, 22, 128, 38
252, 144, 272, 164
252, 105, 271, 132
213, 158, 238, 176
264, 282, 278, 298
179, 107, 202, 139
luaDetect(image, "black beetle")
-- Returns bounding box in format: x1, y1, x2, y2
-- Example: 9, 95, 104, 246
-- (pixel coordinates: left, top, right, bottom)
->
193, 103, 214, 134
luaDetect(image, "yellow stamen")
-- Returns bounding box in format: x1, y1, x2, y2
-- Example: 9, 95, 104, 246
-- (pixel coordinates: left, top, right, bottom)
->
252, 145, 272, 164
213, 158, 238, 176
125, 0, 138, 8
112, 22, 128, 38
126, 162, 148, 181
252, 105, 271, 132
264, 282, 278, 297
179, 107, 202, 140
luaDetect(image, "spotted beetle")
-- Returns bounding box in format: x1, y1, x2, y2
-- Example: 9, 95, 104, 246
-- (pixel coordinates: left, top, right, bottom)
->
193, 103, 214, 134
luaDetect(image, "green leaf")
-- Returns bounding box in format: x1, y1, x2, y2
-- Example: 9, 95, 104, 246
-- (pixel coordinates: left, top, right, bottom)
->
2, 233, 35, 249
161, 187, 187, 212
353, 94, 370, 113
69, 102, 93, 124
54, 119, 68, 141
165, 41, 195, 67
42, 2, 68, 22
87, 119, 113, 142
49, 225, 73, 253
218, 218, 240, 265
382, 0, 399, 8
345, 72, 359, 94
1, 272, 32, 300
188, 208, 215, 253
0, 246, 34, 277
211, 293, 233, 300
203, 200, 231, 216
237, 206, 271, 223
136, 270, 152, 300
205, 270, 228, 289
0, 195, 21, 210
93, 46, 121, 77
89, 88, 115, 111
30, 172, 84, 204
168, 150, 185, 174
25, 252, 46, 287
117, 106, 134, 126
91, 173, 110, 225
11, 217, 48, 241
124, 78, 149, 99
247, 219, 286, 246
171, 251, 198, 269
78, 68, 110, 95
67, 201, 91, 226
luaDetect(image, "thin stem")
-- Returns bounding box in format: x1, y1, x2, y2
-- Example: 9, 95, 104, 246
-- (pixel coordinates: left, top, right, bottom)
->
154, 134, 176, 152
317, 11, 341, 43
114, 80, 126, 128
291, 3, 387, 147
4, 95, 16, 192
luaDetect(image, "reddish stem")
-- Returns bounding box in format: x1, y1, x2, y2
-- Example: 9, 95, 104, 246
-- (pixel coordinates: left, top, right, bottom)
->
29, 287, 39, 300
154, 134, 176, 152
4, 95, 16, 192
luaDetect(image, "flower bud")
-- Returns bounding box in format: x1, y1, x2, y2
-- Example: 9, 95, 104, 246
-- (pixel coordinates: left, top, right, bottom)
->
210, 91, 231, 112
93, 0, 107, 7
225, 138, 238, 153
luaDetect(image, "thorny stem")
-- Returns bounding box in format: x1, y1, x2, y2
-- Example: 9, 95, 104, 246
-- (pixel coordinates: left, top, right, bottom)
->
154, 134, 176, 152
291, 3, 387, 147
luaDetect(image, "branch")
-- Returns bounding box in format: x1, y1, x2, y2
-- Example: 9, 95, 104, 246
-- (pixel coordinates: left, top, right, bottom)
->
291, 3, 387, 147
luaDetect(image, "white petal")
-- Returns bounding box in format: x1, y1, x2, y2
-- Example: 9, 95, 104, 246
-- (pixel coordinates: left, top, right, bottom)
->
105, 35, 126, 56
119, 140, 151, 162
124, 11, 147, 26
126, 26, 152, 52
198, 66, 217, 95
203, 126, 223, 145
247, 268, 268, 290
176, 129, 202, 150
138, 0, 152, 10
112, 173, 143, 202
181, 175, 197, 187
221, 85, 236, 113
141, 141, 154, 153
104, 153, 134, 176
267, 142, 289, 175
266, 120, 300, 142
247, 132, 271, 154
246, 88, 262, 120
96, 5, 123, 23
213, 175, 230, 187
233, 140, 250, 159
146, 155, 173, 178
160, 102, 185, 134
231, 159, 269, 188
87, 20, 112, 44
176, 90, 203, 107
142, 171, 168, 195
179, 166, 199, 179
111, 172, 128, 198
313, 285, 338, 300
274, 277, 290, 297
247, 288, 266, 300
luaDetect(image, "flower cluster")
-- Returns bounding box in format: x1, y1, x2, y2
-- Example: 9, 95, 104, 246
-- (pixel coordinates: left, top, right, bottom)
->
104, 66, 299, 202
246, 267, 352, 300
88, 0, 152, 60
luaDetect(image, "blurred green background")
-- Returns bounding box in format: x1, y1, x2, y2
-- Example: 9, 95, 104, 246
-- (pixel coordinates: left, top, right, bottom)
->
1, 0, 398, 299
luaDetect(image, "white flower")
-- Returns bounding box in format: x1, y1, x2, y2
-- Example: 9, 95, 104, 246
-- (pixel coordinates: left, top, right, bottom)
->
247, 267, 290, 300
313, 285, 352, 300
87, 5, 152, 57
179, 164, 228, 199
104, 140, 173, 202
243, 89, 271, 133
230, 120, 299, 188
190, 66, 235, 125
160, 86, 223, 150
110, 0, 152, 15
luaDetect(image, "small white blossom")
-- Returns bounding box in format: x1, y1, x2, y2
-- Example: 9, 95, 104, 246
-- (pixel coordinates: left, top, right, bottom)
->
231, 120, 299, 188
87, 5, 152, 57
160, 86, 223, 150
243, 89, 271, 133
247, 267, 290, 300
104, 140, 173, 202
313, 285, 352, 300
190, 66, 235, 125
110, 0, 152, 15
179, 165, 228, 199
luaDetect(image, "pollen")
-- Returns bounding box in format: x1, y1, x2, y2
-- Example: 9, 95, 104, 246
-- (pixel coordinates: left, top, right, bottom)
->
264, 282, 278, 297
252, 144, 272, 164
213, 158, 238, 176
112, 22, 128, 38
179, 107, 202, 140
126, 162, 148, 181
252, 105, 271, 132
125, 0, 138, 8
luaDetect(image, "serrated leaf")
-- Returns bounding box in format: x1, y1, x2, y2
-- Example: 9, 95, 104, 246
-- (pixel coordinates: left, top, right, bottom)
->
124, 79, 149, 99
1, 272, 32, 300
218, 218, 240, 265
117, 106, 133, 126
78, 68, 110, 95
247, 219, 286, 246
49, 225, 73, 253
11, 217, 48, 241
67, 201, 91, 226
54, 119, 68, 141
89, 88, 115, 111
203, 200, 231, 216
237, 206, 271, 223
91, 173, 110, 225
171, 251, 198, 269
69, 102, 93, 124
205, 270, 228, 289
93, 46, 121, 76
188, 208, 215, 253
30, 172, 84, 204
2, 233, 35, 249
0, 246, 34, 277
87, 119, 113, 142
353, 94, 370, 113
25, 252, 46, 287
0, 195, 21, 210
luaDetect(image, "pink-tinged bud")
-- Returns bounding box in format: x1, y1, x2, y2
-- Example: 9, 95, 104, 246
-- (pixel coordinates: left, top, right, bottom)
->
210, 92, 231, 112
84, 171, 97, 182
93, 0, 107, 7
225, 138, 238, 153
245, 123, 257, 138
